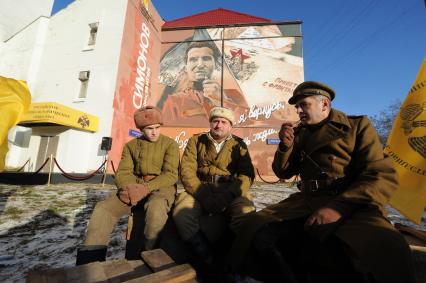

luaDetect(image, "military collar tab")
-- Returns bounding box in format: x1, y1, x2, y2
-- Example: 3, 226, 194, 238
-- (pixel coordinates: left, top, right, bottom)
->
328, 109, 351, 129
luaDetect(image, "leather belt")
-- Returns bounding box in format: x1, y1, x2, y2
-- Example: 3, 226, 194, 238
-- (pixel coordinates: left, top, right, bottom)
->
297, 178, 342, 195
143, 175, 156, 182
199, 174, 233, 184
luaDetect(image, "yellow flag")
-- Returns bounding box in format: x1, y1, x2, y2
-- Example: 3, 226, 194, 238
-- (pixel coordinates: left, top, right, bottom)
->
0, 76, 32, 172
384, 58, 426, 224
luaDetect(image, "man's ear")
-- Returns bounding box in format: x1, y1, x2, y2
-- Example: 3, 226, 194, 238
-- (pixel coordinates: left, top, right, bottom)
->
322, 98, 330, 111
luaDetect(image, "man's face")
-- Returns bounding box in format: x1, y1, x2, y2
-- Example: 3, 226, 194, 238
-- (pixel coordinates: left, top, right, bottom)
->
209, 117, 232, 141
294, 96, 328, 125
140, 124, 161, 142
186, 47, 215, 82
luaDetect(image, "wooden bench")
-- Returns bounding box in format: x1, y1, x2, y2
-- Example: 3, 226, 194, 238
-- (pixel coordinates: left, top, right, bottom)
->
27, 249, 197, 283
395, 223, 426, 283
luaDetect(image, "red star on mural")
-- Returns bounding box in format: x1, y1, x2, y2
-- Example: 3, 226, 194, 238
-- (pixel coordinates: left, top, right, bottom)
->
230, 48, 250, 64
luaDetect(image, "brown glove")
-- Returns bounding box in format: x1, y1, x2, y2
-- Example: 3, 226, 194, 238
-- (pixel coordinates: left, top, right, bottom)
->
126, 184, 150, 206
194, 184, 226, 215
214, 190, 234, 207
117, 188, 131, 205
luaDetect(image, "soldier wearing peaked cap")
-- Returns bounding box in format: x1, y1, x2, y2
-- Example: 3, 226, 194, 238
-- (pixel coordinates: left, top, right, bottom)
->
173, 106, 255, 280
230, 81, 415, 283
76, 106, 179, 265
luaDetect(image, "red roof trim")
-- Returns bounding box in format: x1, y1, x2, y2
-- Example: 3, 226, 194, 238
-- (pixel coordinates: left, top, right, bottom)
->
162, 8, 272, 29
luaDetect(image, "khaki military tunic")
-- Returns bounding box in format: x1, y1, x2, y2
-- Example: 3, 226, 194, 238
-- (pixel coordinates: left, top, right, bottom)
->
85, 134, 179, 249
173, 133, 255, 241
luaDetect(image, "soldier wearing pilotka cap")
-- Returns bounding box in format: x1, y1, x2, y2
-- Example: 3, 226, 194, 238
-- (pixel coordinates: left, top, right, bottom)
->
76, 106, 179, 265
230, 81, 415, 283
173, 106, 255, 280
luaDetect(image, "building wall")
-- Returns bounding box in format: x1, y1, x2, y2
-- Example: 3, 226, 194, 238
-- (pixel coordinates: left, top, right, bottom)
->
4, 0, 129, 173
0, 0, 53, 41
0, 17, 50, 87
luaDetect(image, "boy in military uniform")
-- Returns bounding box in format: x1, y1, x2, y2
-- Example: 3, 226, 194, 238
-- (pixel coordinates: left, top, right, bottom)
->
173, 106, 255, 278
76, 106, 179, 265
232, 81, 415, 283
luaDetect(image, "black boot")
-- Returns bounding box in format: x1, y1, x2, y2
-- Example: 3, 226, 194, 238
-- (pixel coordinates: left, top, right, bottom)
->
76, 245, 107, 265
186, 231, 212, 263
186, 231, 216, 281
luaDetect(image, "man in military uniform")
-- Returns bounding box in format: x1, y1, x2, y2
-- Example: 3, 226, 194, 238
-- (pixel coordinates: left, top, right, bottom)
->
173, 106, 255, 278
232, 81, 415, 283
159, 42, 249, 127
76, 106, 179, 265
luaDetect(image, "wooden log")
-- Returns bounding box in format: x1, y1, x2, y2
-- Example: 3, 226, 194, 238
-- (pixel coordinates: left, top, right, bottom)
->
26, 259, 152, 283
123, 264, 197, 283
141, 249, 177, 272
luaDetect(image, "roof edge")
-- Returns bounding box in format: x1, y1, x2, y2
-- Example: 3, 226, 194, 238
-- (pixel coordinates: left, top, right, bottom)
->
162, 20, 303, 31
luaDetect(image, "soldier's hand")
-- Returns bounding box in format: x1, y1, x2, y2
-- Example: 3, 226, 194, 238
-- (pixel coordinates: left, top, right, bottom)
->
278, 123, 295, 150
203, 80, 220, 101
194, 185, 224, 215
117, 188, 131, 205
126, 184, 150, 206
304, 207, 342, 229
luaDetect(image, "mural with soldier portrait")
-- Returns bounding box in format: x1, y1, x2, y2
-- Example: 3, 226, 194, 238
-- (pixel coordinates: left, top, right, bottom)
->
156, 23, 304, 177
109, 3, 304, 178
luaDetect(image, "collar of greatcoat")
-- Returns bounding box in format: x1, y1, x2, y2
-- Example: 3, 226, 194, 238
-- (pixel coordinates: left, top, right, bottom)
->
298, 108, 353, 155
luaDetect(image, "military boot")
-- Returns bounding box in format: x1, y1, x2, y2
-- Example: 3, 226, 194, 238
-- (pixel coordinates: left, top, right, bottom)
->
186, 231, 218, 282
76, 245, 107, 265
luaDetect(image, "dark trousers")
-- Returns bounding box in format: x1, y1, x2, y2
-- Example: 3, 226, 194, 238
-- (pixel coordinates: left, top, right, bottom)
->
245, 217, 372, 283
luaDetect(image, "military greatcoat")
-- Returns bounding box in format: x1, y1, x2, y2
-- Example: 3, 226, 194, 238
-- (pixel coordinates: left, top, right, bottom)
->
230, 109, 415, 283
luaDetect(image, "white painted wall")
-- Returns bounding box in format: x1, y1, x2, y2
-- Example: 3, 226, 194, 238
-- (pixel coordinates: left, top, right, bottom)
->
4, 0, 129, 173
0, 0, 54, 41
0, 17, 50, 87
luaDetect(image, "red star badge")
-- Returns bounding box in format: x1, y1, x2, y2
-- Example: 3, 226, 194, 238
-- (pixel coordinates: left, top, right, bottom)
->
230, 48, 250, 64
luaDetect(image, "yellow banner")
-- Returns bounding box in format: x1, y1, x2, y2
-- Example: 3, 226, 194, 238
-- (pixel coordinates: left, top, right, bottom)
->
384, 58, 426, 224
20, 102, 99, 132
0, 76, 32, 171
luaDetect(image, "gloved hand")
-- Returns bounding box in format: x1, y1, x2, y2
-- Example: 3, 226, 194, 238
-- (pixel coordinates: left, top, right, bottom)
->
278, 122, 295, 151
215, 190, 235, 207
126, 184, 150, 206
117, 188, 131, 205
194, 185, 224, 215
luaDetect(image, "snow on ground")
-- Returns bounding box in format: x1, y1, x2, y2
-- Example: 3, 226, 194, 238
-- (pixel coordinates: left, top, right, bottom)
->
0, 182, 424, 282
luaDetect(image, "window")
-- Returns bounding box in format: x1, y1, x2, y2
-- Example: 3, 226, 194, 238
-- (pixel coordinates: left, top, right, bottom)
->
88, 22, 98, 46
78, 71, 90, 99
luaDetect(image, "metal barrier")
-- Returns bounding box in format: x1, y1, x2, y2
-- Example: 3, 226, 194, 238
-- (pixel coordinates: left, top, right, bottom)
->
5, 155, 113, 185
53, 158, 107, 181
16, 159, 30, 172
33, 158, 50, 174
256, 168, 282, 184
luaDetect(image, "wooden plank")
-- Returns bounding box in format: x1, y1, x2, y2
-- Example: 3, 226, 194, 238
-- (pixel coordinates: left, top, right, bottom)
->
141, 249, 176, 272
101, 259, 152, 282
65, 261, 108, 282
123, 264, 197, 283
395, 223, 426, 246
27, 267, 67, 283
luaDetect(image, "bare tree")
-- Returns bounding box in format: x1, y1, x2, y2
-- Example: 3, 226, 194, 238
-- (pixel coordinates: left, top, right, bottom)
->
370, 99, 402, 145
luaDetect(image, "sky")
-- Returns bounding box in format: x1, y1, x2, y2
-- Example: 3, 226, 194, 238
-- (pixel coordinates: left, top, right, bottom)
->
51, 0, 426, 116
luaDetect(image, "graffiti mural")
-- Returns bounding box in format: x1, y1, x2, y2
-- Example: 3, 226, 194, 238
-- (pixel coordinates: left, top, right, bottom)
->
109, 4, 303, 178
157, 23, 303, 177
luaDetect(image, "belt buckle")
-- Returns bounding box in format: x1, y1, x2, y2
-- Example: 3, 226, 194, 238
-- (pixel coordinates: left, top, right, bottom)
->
310, 180, 319, 192
211, 175, 218, 183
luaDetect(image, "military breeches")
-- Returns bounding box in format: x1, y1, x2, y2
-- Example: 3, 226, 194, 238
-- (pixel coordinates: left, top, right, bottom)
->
172, 191, 255, 241
85, 189, 174, 247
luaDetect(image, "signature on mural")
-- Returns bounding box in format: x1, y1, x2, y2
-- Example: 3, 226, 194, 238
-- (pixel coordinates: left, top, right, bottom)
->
175, 131, 189, 149
263, 77, 298, 94
243, 128, 278, 146
238, 101, 285, 124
